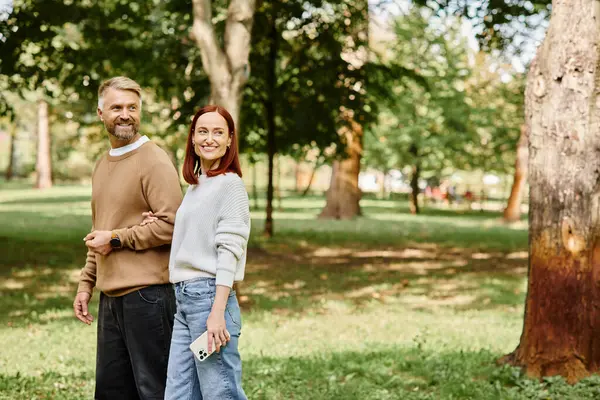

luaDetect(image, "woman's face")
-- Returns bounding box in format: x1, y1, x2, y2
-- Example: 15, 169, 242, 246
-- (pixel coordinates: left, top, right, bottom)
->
192, 112, 232, 165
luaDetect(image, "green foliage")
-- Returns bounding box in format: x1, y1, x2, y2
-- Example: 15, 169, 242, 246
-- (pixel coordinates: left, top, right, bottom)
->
365, 8, 475, 177
365, 7, 525, 180
412, 0, 551, 53
241, 0, 373, 157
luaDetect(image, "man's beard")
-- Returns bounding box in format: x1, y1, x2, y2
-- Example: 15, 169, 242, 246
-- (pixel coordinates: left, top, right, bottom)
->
106, 119, 139, 140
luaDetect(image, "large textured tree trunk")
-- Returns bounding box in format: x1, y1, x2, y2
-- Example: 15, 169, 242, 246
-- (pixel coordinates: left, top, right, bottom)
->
319, 113, 363, 219
35, 100, 52, 189
5, 120, 17, 181
503, 124, 529, 222
191, 0, 256, 126
500, 0, 600, 384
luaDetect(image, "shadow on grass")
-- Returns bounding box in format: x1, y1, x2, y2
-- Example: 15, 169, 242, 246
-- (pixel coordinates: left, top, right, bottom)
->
1, 235, 85, 327
240, 244, 528, 315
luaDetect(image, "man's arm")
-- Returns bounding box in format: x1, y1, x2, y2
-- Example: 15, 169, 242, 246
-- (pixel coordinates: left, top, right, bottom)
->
112, 158, 183, 250
77, 248, 97, 295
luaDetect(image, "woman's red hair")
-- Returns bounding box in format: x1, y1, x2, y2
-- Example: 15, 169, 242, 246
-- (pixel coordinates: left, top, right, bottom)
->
182, 105, 242, 185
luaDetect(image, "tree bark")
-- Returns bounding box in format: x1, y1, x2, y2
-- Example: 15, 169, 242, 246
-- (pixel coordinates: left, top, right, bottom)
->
409, 144, 420, 215
503, 124, 529, 222
191, 0, 256, 125
35, 100, 52, 189
5, 120, 17, 181
263, 6, 277, 237
319, 112, 363, 219
500, 0, 600, 383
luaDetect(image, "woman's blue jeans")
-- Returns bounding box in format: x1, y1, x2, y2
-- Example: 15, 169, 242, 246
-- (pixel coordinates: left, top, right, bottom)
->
164, 278, 247, 400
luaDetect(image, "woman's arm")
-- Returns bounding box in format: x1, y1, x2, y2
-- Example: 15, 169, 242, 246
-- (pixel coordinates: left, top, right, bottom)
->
206, 285, 231, 353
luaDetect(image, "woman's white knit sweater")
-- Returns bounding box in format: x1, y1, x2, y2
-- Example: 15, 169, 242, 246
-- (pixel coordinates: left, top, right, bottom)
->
169, 172, 250, 287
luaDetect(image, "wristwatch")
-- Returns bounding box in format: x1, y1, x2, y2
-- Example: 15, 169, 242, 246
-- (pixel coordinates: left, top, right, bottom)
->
110, 232, 122, 249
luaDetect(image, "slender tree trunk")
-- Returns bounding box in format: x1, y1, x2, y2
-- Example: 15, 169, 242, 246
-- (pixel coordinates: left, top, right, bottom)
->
319, 114, 363, 219
263, 7, 277, 237
294, 159, 301, 193
503, 124, 529, 222
191, 0, 256, 126
500, 0, 600, 383
379, 169, 387, 199
251, 161, 258, 210
301, 158, 320, 197
5, 120, 17, 181
275, 154, 282, 211
409, 144, 420, 215
35, 100, 52, 189
409, 165, 420, 215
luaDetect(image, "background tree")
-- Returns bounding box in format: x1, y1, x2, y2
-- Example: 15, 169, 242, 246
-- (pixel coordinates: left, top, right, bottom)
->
318, 0, 370, 220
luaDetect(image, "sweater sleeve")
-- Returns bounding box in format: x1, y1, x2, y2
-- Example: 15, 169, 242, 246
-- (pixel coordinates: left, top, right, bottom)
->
214, 179, 251, 288
77, 246, 97, 295
113, 155, 183, 250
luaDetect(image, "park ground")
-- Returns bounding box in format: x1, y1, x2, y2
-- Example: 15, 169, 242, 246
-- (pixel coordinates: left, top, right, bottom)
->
2, 183, 600, 399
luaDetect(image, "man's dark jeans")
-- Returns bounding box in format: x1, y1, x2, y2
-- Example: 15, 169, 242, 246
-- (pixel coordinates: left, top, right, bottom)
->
95, 284, 176, 400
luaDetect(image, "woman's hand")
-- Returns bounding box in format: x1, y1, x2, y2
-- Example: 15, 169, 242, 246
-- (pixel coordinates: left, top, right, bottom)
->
140, 211, 158, 226
206, 310, 231, 353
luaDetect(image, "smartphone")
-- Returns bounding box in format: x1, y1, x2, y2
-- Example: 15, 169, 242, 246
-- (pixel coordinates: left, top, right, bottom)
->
189, 331, 215, 362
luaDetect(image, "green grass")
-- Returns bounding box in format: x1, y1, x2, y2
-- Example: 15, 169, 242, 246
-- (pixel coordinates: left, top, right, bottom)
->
1, 183, 594, 399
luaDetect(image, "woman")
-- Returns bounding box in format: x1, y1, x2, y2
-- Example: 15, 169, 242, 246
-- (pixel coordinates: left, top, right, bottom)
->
145, 105, 250, 399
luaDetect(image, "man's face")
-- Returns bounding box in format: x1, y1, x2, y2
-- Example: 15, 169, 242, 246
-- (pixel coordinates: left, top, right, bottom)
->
97, 88, 141, 140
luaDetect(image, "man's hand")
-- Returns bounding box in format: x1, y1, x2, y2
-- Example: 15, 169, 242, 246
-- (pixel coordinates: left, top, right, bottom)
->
84, 230, 113, 255
73, 292, 94, 325
140, 211, 158, 226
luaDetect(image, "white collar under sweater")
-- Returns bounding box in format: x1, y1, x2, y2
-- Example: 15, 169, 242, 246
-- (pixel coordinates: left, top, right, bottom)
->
109, 135, 150, 156
169, 172, 251, 287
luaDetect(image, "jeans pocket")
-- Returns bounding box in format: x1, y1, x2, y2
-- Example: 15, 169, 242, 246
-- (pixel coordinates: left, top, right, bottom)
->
225, 293, 242, 332
137, 286, 160, 304
183, 284, 215, 301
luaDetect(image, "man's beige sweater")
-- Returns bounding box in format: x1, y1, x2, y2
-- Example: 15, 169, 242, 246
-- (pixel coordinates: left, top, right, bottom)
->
77, 141, 183, 297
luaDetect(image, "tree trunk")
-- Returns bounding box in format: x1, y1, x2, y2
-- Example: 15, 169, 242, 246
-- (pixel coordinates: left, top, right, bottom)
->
319, 113, 363, 219
35, 100, 52, 189
301, 158, 320, 197
500, 0, 600, 383
5, 120, 17, 181
275, 154, 282, 211
318, 0, 367, 219
379, 170, 387, 200
409, 144, 420, 215
191, 0, 256, 126
294, 159, 301, 193
263, 6, 277, 237
503, 124, 529, 222
251, 161, 258, 210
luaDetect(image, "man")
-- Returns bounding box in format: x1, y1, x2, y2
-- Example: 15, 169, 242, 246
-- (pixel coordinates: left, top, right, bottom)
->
73, 76, 183, 400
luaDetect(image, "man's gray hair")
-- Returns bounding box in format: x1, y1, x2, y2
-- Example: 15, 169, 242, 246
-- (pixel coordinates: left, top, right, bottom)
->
97, 76, 143, 109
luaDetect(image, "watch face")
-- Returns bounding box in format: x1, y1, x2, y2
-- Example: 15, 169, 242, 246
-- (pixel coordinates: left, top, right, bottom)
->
110, 238, 121, 248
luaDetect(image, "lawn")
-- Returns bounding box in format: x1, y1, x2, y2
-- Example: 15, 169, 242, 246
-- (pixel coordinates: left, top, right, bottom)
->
2, 184, 600, 399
